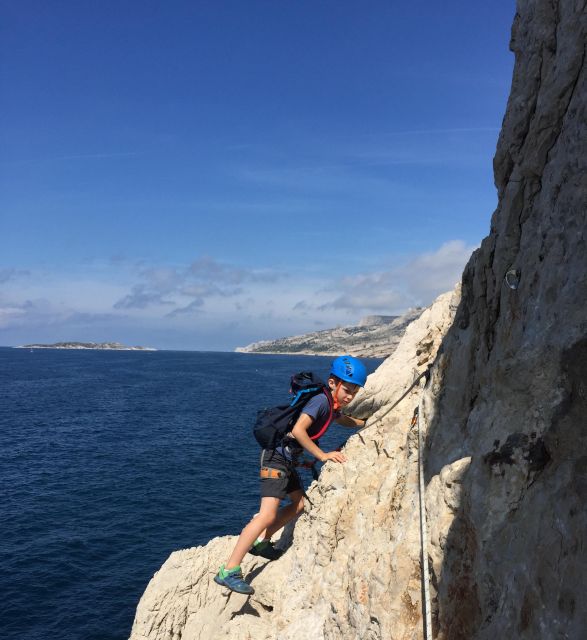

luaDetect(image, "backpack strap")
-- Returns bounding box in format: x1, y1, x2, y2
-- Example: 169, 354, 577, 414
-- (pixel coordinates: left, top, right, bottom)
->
289, 385, 321, 407
309, 388, 334, 441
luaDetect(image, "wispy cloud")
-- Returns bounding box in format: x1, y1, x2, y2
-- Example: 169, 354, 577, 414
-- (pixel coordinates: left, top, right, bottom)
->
188, 256, 271, 285
0, 152, 138, 168
53, 152, 139, 160
0, 296, 123, 331
236, 125, 499, 196
0, 268, 30, 283
113, 256, 284, 313
374, 127, 501, 138
113, 285, 175, 310
166, 300, 205, 318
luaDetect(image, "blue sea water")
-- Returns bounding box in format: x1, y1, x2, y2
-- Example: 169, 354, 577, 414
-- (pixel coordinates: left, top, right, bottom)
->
0, 348, 382, 640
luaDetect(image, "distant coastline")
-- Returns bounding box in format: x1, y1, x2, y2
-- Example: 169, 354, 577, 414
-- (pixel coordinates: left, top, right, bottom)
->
235, 309, 423, 358
16, 341, 157, 351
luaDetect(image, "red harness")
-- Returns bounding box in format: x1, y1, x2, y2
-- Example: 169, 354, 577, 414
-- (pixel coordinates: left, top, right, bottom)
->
308, 386, 336, 441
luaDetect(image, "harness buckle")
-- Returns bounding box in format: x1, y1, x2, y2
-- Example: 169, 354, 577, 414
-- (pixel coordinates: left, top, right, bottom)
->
260, 466, 284, 479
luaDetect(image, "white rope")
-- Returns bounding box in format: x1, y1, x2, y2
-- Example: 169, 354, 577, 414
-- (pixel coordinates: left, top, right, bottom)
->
416, 396, 433, 639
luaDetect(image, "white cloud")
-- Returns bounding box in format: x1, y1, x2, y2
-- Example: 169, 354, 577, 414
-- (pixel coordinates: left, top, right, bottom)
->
307, 240, 476, 315
319, 288, 407, 313
0, 302, 30, 328
396, 240, 476, 302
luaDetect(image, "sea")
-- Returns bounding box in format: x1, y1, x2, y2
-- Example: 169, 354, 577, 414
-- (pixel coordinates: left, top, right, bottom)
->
0, 347, 382, 640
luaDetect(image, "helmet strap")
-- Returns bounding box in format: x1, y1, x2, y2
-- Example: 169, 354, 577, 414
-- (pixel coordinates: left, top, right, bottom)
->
332, 381, 342, 411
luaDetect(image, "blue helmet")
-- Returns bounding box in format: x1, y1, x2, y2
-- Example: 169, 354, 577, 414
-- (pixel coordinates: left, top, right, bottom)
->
330, 355, 367, 387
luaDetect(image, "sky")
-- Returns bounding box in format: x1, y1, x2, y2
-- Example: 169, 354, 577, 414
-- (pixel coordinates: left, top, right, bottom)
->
0, 1, 516, 351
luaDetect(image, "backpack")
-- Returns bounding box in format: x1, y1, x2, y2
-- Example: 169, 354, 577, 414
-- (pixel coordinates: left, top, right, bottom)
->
253, 371, 334, 450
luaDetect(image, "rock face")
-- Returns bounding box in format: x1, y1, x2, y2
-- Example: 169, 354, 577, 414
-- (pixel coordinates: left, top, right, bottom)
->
235, 308, 424, 358
131, 2, 586, 638
422, 1, 587, 637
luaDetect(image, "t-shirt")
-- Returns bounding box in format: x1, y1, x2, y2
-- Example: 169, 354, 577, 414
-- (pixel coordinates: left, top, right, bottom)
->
302, 393, 338, 439
278, 392, 340, 459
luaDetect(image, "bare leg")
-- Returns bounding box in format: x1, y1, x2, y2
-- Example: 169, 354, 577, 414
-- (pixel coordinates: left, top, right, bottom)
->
225, 496, 280, 570
264, 490, 304, 539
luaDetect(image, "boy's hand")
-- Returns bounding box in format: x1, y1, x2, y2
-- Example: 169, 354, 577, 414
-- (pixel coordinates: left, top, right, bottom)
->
321, 451, 347, 463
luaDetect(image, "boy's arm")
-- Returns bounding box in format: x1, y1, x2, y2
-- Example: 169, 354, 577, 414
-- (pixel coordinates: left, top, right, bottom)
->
291, 413, 346, 463
336, 414, 367, 429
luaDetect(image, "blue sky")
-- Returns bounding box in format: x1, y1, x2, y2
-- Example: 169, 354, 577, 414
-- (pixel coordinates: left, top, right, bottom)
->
1, 1, 515, 350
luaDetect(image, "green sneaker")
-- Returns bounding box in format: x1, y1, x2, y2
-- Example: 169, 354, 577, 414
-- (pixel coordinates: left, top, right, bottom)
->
214, 564, 254, 595
248, 539, 284, 560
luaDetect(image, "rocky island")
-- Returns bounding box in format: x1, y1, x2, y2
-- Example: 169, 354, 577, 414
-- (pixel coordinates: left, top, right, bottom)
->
16, 341, 156, 351
130, 2, 587, 638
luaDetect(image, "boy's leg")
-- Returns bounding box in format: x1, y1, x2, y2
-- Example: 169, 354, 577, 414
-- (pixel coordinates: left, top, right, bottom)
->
225, 496, 280, 570
218, 452, 296, 588
264, 489, 304, 539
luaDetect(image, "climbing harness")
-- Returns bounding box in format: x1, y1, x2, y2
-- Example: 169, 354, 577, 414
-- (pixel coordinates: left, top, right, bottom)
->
296, 456, 321, 481
260, 447, 315, 505
260, 467, 285, 479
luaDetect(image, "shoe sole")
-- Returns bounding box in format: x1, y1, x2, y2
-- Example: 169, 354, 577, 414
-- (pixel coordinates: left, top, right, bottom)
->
247, 547, 285, 560
213, 574, 255, 595
248, 546, 284, 561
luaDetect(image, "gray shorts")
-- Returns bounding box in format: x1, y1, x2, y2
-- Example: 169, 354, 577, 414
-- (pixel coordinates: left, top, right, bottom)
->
259, 449, 302, 499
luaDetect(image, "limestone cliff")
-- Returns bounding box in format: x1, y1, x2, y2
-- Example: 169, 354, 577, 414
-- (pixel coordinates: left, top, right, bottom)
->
421, 0, 587, 636
130, 1, 586, 638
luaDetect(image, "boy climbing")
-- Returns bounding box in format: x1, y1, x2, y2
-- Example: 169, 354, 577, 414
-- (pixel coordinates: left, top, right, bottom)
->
214, 355, 368, 595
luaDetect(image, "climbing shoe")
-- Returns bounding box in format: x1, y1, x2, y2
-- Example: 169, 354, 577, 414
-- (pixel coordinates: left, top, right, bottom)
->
248, 539, 284, 561
214, 564, 254, 595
